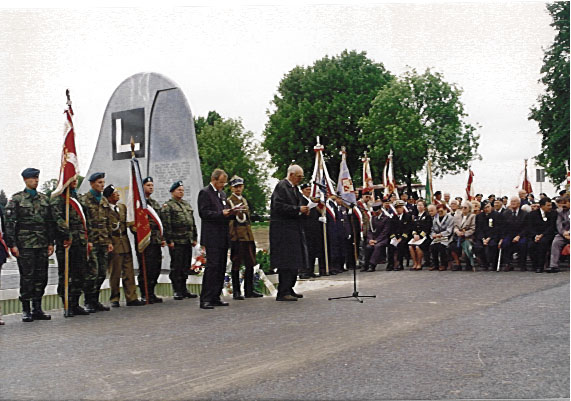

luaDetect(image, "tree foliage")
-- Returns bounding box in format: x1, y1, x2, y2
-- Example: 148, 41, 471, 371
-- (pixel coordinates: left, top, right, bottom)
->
41, 178, 59, 198
263, 50, 394, 183
529, 1, 570, 187
359, 68, 480, 191
195, 114, 269, 215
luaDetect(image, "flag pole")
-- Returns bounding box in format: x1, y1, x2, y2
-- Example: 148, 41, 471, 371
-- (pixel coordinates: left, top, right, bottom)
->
64, 185, 70, 316
131, 138, 150, 304
318, 149, 330, 275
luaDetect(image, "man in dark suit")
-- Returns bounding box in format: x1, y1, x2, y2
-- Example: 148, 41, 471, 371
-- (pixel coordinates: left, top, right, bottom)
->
270, 165, 309, 301
474, 201, 502, 270
198, 169, 236, 309
387, 200, 412, 271
527, 197, 557, 273
499, 196, 528, 271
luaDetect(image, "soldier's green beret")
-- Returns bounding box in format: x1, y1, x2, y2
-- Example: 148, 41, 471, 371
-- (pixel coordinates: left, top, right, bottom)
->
229, 175, 244, 187
21, 168, 40, 178
89, 172, 105, 182
170, 181, 183, 192
143, 177, 153, 184
103, 185, 115, 198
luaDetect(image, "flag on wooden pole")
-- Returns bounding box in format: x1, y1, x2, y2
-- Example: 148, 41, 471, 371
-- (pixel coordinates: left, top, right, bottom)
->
310, 136, 335, 199
465, 169, 475, 200
383, 149, 398, 197
522, 159, 533, 194
362, 151, 374, 193
52, 90, 79, 198
425, 160, 434, 205
337, 147, 356, 205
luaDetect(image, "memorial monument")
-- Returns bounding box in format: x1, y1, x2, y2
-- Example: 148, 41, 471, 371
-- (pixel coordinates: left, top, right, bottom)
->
80, 72, 203, 229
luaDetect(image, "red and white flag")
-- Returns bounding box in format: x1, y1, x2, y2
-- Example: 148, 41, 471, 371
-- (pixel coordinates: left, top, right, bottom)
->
52, 90, 79, 198
310, 136, 335, 200
522, 159, 533, 195
383, 149, 398, 197
465, 169, 474, 200
362, 152, 374, 192
127, 158, 163, 253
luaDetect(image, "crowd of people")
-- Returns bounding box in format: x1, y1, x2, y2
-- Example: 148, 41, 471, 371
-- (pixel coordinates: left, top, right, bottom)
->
0, 165, 568, 323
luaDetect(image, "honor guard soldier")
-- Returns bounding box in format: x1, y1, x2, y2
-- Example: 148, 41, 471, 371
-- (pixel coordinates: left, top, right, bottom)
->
80, 172, 113, 313
137, 177, 165, 303
162, 180, 198, 300
300, 183, 325, 278
5, 168, 55, 322
387, 200, 412, 270
50, 178, 90, 316
227, 175, 263, 299
104, 185, 144, 307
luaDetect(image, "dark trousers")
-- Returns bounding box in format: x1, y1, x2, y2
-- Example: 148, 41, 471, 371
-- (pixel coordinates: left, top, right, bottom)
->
56, 244, 87, 301
430, 243, 448, 268
18, 248, 48, 301
200, 246, 228, 302
84, 244, 108, 302
169, 243, 191, 295
388, 240, 408, 267
277, 269, 298, 298
500, 236, 528, 266
231, 241, 257, 295
473, 239, 498, 268
529, 236, 553, 270
345, 237, 360, 269
138, 244, 162, 296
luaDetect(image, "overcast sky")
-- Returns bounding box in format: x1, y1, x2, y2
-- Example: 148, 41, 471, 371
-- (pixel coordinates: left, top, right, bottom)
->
0, 1, 561, 199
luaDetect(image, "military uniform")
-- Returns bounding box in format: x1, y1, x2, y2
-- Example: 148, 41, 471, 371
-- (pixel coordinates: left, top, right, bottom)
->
137, 195, 164, 302
80, 189, 112, 311
51, 189, 90, 316
107, 200, 140, 305
162, 196, 197, 298
228, 191, 262, 299
5, 179, 54, 321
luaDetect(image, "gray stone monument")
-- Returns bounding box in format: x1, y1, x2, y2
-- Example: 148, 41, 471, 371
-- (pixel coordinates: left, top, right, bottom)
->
80, 72, 203, 227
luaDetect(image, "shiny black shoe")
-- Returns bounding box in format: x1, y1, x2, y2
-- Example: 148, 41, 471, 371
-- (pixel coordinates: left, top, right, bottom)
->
291, 291, 303, 298
183, 292, 198, 299
111, 301, 120, 308
95, 302, 110, 312
151, 295, 163, 303
298, 274, 312, 279
84, 304, 97, 313
126, 299, 145, 306
245, 291, 263, 298
276, 295, 298, 301
72, 305, 90, 315
22, 311, 34, 322
200, 302, 215, 309
233, 293, 245, 300
173, 293, 184, 300
211, 300, 229, 306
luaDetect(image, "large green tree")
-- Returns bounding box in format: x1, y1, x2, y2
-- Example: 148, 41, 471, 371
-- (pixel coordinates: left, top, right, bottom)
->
195, 115, 269, 215
529, 1, 570, 187
264, 50, 394, 183
359, 68, 480, 191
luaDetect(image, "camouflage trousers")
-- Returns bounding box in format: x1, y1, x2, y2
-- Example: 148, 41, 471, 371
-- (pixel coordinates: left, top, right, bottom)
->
84, 244, 109, 302
169, 244, 191, 295
17, 248, 49, 301
56, 244, 88, 302
137, 244, 162, 297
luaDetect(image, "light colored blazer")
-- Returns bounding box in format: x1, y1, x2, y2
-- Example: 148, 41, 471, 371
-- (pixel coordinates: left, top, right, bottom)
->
453, 213, 476, 241
431, 214, 454, 246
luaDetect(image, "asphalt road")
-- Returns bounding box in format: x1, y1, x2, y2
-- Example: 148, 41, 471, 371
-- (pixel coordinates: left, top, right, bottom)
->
0, 268, 569, 400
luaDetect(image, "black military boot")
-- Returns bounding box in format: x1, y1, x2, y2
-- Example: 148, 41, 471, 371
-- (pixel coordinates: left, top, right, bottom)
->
244, 267, 263, 298
31, 299, 51, 320
84, 295, 97, 313
232, 270, 245, 300
94, 292, 110, 311
21, 299, 33, 322
71, 296, 90, 315
61, 297, 74, 318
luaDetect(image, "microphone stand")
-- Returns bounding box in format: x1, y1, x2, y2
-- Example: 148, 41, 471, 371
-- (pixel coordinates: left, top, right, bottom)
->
328, 202, 376, 303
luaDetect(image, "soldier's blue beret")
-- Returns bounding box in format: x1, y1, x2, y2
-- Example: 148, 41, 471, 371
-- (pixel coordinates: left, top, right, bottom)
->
88, 172, 105, 182
103, 185, 115, 198
229, 175, 244, 187
170, 181, 183, 192
21, 168, 40, 178
143, 176, 153, 184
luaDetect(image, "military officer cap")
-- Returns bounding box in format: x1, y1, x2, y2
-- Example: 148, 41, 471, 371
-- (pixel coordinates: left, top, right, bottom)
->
382, 195, 391, 203
229, 175, 244, 187
488, 194, 495, 199
89, 172, 105, 182
434, 191, 442, 196
170, 180, 183, 192
371, 201, 383, 211
143, 176, 153, 184
394, 200, 406, 207
300, 183, 310, 190
21, 168, 40, 178
103, 184, 116, 198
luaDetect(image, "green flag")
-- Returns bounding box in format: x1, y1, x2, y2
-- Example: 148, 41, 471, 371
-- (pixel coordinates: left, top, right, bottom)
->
425, 160, 433, 205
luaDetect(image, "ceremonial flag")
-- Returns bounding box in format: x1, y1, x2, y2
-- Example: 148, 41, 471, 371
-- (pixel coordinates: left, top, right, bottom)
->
383, 149, 398, 197
362, 151, 374, 192
51, 90, 79, 199
127, 157, 163, 253
310, 136, 335, 200
522, 159, 533, 194
425, 160, 434, 205
337, 147, 356, 205
465, 169, 475, 200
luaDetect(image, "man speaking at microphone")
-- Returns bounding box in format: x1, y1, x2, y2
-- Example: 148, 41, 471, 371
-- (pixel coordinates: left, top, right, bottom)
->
270, 165, 310, 301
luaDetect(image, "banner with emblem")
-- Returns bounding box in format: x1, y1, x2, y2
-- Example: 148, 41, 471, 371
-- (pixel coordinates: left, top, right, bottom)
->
310, 136, 336, 200
521, 159, 533, 195
383, 149, 398, 197
465, 169, 475, 200
362, 151, 374, 192
52, 90, 79, 199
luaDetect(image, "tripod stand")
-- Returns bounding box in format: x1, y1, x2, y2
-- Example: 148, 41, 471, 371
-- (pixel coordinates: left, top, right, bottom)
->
328, 203, 376, 303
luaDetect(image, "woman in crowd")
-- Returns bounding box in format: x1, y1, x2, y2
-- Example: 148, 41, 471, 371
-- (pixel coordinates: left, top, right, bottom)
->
449, 201, 476, 271
429, 204, 454, 271
409, 200, 432, 270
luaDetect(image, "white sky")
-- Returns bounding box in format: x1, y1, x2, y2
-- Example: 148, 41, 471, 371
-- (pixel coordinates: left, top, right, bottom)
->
0, 1, 561, 200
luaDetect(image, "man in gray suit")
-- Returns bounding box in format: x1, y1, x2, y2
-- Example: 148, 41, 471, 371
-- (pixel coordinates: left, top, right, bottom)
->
547, 195, 569, 273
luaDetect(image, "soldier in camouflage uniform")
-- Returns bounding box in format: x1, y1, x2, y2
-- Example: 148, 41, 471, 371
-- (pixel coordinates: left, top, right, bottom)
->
227, 176, 263, 299
50, 178, 90, 317
5, 168, 54, 322
80, 172, 113, 313
137, 177, 165, 304
104, 185, 144, 307
161, 181, 198, 300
